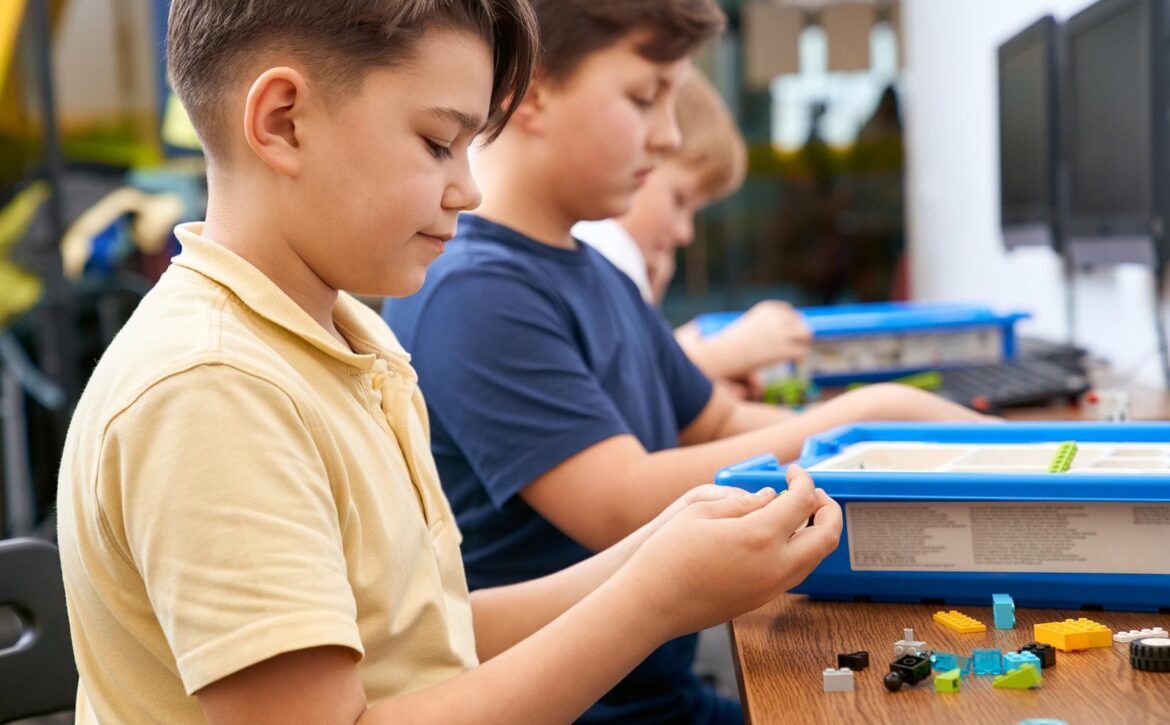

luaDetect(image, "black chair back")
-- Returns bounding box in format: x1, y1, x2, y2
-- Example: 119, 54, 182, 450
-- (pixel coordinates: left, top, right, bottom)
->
0, 538, 77, 722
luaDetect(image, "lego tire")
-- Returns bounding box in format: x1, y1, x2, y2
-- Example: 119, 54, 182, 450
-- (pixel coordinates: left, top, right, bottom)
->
1131, 637, 1170, 672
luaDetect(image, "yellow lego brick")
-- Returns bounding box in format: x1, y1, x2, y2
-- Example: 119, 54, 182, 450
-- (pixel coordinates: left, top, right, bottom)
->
1033, 618, 1112, 651
933, 610, 987, 634
1082, 621, 1113, 648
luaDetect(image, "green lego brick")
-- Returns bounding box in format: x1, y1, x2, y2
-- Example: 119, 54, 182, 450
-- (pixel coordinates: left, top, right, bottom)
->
893, 370, 943, 391
934, 668, 961, 693
763, 378, 808, 406
1047, 441, 1078, 473
993, 664, 1041, 689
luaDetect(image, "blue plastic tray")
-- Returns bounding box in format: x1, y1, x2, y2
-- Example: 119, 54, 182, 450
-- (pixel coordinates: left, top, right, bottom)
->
695, 302, 1030, 385
715, 423, 1170, 612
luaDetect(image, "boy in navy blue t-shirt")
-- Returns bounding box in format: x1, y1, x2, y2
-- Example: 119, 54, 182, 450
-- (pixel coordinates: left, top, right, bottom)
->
383, 1, 983, 721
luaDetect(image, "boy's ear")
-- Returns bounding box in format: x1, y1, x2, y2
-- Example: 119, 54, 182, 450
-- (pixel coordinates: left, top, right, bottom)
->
242, 67, 309, 177
506, 78, 549, 135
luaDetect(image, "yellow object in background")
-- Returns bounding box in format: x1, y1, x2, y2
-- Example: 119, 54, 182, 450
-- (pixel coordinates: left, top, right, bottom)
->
0, 0, 27, 99
0, 180, 48, 325
0, 180, 49, 254
932, 610, 987, 634
0, 261, 43, 327
161, 92, 203, 151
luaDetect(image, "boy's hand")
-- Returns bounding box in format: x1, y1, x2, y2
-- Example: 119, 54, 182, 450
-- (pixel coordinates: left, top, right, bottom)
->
617, 465, 841, 641
725, 301, 812, 371
619, 483, 758, 562
646, 483, 755, 531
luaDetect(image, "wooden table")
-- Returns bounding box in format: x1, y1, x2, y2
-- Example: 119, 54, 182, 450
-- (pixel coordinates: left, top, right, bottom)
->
730, 600, 1170, 724
730, 386, 1170, 724
995, 384, 1170, 422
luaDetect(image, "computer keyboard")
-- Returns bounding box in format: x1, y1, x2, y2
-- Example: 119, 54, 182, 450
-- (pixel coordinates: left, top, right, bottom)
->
937, 357, 1091, 412
1015, 337, 1090, 368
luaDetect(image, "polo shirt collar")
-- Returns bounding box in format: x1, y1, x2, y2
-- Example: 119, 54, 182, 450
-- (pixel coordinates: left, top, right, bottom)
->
172, 223, 409, 375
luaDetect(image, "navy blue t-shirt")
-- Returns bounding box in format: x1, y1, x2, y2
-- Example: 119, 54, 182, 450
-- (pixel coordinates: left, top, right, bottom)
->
383, 214, 719, 723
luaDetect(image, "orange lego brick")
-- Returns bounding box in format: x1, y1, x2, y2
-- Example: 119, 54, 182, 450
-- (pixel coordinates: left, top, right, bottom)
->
1033, 618, 1112, 651
933, 610, 987, 634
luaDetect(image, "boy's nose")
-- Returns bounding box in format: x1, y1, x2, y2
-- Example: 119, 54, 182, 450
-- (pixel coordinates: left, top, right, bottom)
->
445, 168, 483, 211
463, 180, 484, 211
648, 109, 683, 154
673, 214, 695, 247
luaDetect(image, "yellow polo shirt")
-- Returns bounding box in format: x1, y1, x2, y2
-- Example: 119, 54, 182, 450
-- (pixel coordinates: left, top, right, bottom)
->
57, 223, 477, 723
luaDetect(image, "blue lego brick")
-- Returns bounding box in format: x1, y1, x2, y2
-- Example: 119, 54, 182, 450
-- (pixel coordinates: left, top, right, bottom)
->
1003, 651, 1041, 675
958, 654, 973, 677
932, 652, 959, 671
972, 648, 1003, 675
931, 651, 973, 678
993, 593, 1016, 629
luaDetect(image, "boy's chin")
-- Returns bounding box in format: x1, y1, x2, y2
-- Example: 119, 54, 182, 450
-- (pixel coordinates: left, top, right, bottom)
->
353, 271, 428, 300
578, 191, 636, 223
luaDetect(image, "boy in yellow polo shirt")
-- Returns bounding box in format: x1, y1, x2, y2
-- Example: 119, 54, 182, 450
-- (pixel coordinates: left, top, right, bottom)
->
56, 1, 843, 723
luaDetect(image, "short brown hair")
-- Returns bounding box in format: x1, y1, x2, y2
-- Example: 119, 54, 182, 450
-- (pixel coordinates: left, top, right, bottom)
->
530, 0, 726, 82
673, 73, 747, 200
167, 0, 538, 157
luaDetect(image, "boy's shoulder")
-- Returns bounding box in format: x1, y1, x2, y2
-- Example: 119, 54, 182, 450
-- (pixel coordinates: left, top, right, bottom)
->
75, 263, 309, 436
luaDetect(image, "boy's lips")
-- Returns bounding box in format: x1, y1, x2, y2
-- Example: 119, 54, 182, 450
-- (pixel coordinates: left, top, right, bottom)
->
419, 231, 453, 244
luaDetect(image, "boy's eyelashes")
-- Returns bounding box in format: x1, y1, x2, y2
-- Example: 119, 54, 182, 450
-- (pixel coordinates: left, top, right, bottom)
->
424, 137, 454, 160
630, 93, 656, 110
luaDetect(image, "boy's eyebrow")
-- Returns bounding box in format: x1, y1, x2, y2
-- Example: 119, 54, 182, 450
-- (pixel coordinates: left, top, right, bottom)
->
426, 107, 487, 134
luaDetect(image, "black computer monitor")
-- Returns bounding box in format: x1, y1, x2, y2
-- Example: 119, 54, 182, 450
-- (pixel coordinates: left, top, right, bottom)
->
998, 16, 1062, 250
1063, 0, 1170, 267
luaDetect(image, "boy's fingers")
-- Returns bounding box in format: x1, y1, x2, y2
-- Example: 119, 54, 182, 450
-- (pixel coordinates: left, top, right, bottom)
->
777, 526, 840, 584
810, 492, 843, 533
688, 488, 776, 520
787, 495, 844, 558
741, 481, 820, 536
783, 466, 816, 501
812, 487, 833, 508
683, 484, 752, 506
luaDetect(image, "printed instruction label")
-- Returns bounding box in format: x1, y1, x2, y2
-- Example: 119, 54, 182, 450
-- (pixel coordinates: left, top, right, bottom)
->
846, 502, 1170, 574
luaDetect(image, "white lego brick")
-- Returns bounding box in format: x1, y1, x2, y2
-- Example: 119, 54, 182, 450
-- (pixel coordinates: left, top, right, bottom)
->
822, 667, 855, 692
894, 627, 927, 656
1114, 628, 1169, 643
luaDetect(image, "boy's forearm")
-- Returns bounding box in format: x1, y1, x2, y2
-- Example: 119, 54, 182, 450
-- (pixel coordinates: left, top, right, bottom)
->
364, 570, 665, 725
605, 385, 982, 546
714, 400, 796, 437
677, 335, 741, 381
469, 524, 651, 661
